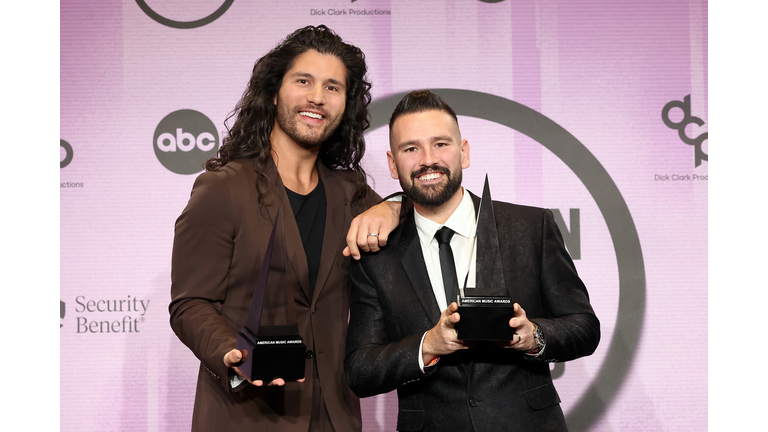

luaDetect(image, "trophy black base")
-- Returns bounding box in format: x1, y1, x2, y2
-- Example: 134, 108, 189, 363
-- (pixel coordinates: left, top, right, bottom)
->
236, 325, 307, 382
456, 297, 517, 341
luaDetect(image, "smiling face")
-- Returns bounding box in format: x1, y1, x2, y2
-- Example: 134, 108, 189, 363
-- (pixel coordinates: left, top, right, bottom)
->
273, 49, 347, 149
388, 109, 470, 214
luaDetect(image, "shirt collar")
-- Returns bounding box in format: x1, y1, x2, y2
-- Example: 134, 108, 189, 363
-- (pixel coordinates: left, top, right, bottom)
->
414, 187, 476, 244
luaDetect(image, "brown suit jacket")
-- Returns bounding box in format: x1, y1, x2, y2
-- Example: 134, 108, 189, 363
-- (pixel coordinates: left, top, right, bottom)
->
170, 157, 376, 432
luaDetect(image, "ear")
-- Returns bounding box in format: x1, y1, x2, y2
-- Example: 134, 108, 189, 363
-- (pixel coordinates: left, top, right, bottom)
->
460, 139, 470, 169
387, 151, 399, 180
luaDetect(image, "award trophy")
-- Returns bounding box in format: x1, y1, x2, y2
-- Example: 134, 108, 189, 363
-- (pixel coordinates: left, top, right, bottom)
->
235, 209, 307, 381
456, 175, 517, 341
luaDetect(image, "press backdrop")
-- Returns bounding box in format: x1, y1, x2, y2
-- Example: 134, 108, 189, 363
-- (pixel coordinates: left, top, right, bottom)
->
60, 1, 708, 430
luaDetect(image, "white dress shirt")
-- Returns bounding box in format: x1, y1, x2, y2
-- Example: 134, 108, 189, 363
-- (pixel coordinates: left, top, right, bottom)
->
413, 187, 478, 312
414, 188, 478, 370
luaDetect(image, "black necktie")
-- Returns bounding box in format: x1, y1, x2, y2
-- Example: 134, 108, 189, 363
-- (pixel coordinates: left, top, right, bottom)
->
435, 227, 458, 307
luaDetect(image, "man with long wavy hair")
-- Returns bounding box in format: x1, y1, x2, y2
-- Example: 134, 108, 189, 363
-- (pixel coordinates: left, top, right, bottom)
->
170, 25, 398, 432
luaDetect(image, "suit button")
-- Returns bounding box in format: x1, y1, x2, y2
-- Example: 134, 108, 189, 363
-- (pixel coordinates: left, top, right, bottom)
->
311, 306, 316, 314
469, 398, 479, 407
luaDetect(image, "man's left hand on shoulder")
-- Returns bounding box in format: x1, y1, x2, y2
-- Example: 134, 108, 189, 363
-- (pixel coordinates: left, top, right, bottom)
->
344, 200, 401, 259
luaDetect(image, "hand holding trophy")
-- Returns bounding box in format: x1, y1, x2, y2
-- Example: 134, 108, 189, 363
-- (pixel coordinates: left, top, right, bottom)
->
456, 176, 517, 341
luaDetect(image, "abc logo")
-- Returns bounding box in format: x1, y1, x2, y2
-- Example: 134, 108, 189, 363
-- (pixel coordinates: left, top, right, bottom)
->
154, 109, 219, 175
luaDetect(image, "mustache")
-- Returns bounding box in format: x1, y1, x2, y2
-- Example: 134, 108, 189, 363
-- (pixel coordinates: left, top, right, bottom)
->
296, 104, 327, 117
411, 165, 450, 180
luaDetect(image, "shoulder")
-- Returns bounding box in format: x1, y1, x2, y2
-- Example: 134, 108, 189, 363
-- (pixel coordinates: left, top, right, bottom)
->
324, 166, 359, 183
182, 160, 267, 220
320, 165, 379, 207
492, 200, 549, 220
465, 190, 548, 222
199, 158, 253, 182
322, 167, 359, 192
192, 159, 258, 194
491, 201, 557, 242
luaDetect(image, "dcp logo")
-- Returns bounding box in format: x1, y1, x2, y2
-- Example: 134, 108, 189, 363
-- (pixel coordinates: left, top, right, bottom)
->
154, 109, 219, 175
662, 94, 708, 167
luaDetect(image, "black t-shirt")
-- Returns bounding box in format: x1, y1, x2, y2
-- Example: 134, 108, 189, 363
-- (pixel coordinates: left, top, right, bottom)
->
285, 178, 326, 301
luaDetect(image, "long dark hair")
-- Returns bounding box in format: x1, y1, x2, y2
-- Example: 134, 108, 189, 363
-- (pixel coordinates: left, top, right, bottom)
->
206, 25, 372, 210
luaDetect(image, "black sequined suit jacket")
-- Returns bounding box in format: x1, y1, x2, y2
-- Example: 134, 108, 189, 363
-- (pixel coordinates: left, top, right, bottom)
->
344, 193, 600, 432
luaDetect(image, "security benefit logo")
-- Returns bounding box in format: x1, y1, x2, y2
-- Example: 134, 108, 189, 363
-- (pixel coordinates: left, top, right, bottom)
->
662, 94, 708, 167
63, 295, 150, 334
154, 109, 219, 175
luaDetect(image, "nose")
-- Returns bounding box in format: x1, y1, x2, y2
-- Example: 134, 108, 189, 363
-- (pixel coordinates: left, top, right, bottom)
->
420, 146, 437, 167
307, 85, 324, 105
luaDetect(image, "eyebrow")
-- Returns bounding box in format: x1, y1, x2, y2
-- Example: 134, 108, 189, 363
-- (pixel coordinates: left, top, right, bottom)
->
396, 135, 455, 150
290, 72, 346, 89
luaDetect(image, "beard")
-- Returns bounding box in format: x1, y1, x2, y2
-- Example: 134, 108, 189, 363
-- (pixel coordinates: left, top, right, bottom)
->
274, 97, 342, 149
400, 164, 463, 208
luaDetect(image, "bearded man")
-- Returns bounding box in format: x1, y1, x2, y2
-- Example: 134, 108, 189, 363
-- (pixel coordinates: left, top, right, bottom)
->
344, 90, 600, 432
170, 26, 400, 432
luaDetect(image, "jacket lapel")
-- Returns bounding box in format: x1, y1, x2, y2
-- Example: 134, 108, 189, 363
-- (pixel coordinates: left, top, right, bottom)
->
399, 210, 471, 374
311, 162, 346, 304
260, 157, 312, 302
398, 212, 441, 327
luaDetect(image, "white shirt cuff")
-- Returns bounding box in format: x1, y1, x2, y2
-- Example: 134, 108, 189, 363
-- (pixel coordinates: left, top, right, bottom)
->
230, 372, 246, 388
418, 331, 428, 372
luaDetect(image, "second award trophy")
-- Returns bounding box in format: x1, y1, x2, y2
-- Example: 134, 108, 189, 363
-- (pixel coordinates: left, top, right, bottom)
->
455, 176, 517, 341
235, 209, 308, 382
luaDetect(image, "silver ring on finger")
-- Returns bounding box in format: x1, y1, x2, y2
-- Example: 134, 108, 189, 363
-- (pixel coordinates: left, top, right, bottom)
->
368, 233, 379, 237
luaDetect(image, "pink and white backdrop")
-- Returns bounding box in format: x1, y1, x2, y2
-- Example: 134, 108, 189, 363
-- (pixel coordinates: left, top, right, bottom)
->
60, 0, 708, 430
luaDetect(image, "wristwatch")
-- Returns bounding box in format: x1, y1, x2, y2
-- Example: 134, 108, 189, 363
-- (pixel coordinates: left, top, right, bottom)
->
528, 323, 546, 355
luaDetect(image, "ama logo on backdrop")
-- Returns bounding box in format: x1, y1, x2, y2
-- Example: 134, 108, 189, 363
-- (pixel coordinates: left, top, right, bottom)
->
135, 0, 233, 29
154, 109, 219, 175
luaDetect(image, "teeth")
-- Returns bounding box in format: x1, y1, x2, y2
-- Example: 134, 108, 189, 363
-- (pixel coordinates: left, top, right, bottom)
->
300, 112, 323, 119
419, 173, 442, 181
